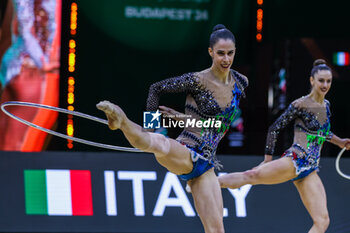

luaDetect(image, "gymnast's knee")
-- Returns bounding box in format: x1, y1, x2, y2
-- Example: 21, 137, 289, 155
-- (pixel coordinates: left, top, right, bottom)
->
144, 133, 170, 156
313, 213, 330, 231
243, 169, 260, 184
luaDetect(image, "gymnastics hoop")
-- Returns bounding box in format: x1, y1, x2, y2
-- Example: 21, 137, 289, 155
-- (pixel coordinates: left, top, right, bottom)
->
0, 101, 142, 153
335, 147, 350, 180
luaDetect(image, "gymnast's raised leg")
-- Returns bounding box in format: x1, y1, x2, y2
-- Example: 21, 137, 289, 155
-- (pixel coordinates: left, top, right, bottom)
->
97, 100, 225, 233
96, 100, 193, 174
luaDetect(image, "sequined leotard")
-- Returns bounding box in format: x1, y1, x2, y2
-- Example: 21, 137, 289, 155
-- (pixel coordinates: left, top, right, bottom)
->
265, 96, 333, 175
147, 68, 248, 169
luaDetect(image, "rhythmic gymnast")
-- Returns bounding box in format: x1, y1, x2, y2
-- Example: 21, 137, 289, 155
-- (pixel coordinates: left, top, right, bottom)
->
0, 0, 61, 151
219, 59, 350, 233
97, 24, 248, 233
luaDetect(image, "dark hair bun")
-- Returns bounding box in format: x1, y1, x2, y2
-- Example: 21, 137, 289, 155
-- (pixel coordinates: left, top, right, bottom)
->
213, 24, 226, 32
313, 59, 327, 67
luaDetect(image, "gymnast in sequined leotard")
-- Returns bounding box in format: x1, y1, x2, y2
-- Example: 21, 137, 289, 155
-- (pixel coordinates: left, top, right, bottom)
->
219, 59, 350, 233
147, 68, 247, 179
265, 95, 333, 180
96, 24, 247, 233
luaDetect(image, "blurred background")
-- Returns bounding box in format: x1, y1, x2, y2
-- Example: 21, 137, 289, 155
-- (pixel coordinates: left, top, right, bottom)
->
0, 0, 349, 232
1, 0, 349, 156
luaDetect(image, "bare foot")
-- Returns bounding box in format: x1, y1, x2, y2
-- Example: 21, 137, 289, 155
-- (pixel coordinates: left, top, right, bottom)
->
96, 101, 126, 130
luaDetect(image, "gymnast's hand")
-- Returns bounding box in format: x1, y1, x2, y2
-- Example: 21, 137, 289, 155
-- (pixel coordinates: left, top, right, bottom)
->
159, 106, 187, 122
342, 139, 350, 150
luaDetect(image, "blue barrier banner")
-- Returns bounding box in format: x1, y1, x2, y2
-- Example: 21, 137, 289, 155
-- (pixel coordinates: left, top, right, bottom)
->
0, 151, 349, 232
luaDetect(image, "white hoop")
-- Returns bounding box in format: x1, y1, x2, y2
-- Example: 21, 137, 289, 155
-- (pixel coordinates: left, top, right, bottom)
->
0, 101, 143, 152
335, 147, 350, 180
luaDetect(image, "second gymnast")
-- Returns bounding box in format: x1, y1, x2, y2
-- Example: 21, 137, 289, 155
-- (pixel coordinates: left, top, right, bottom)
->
219, 59, 350, 233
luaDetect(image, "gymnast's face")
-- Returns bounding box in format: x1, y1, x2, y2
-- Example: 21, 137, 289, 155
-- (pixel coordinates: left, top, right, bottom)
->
310, 70, 332, 96
208, 39, 236, 74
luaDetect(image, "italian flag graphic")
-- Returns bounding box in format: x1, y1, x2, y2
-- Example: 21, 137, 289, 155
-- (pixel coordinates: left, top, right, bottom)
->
24, 169, 93, 216
333, 51, 349, 66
